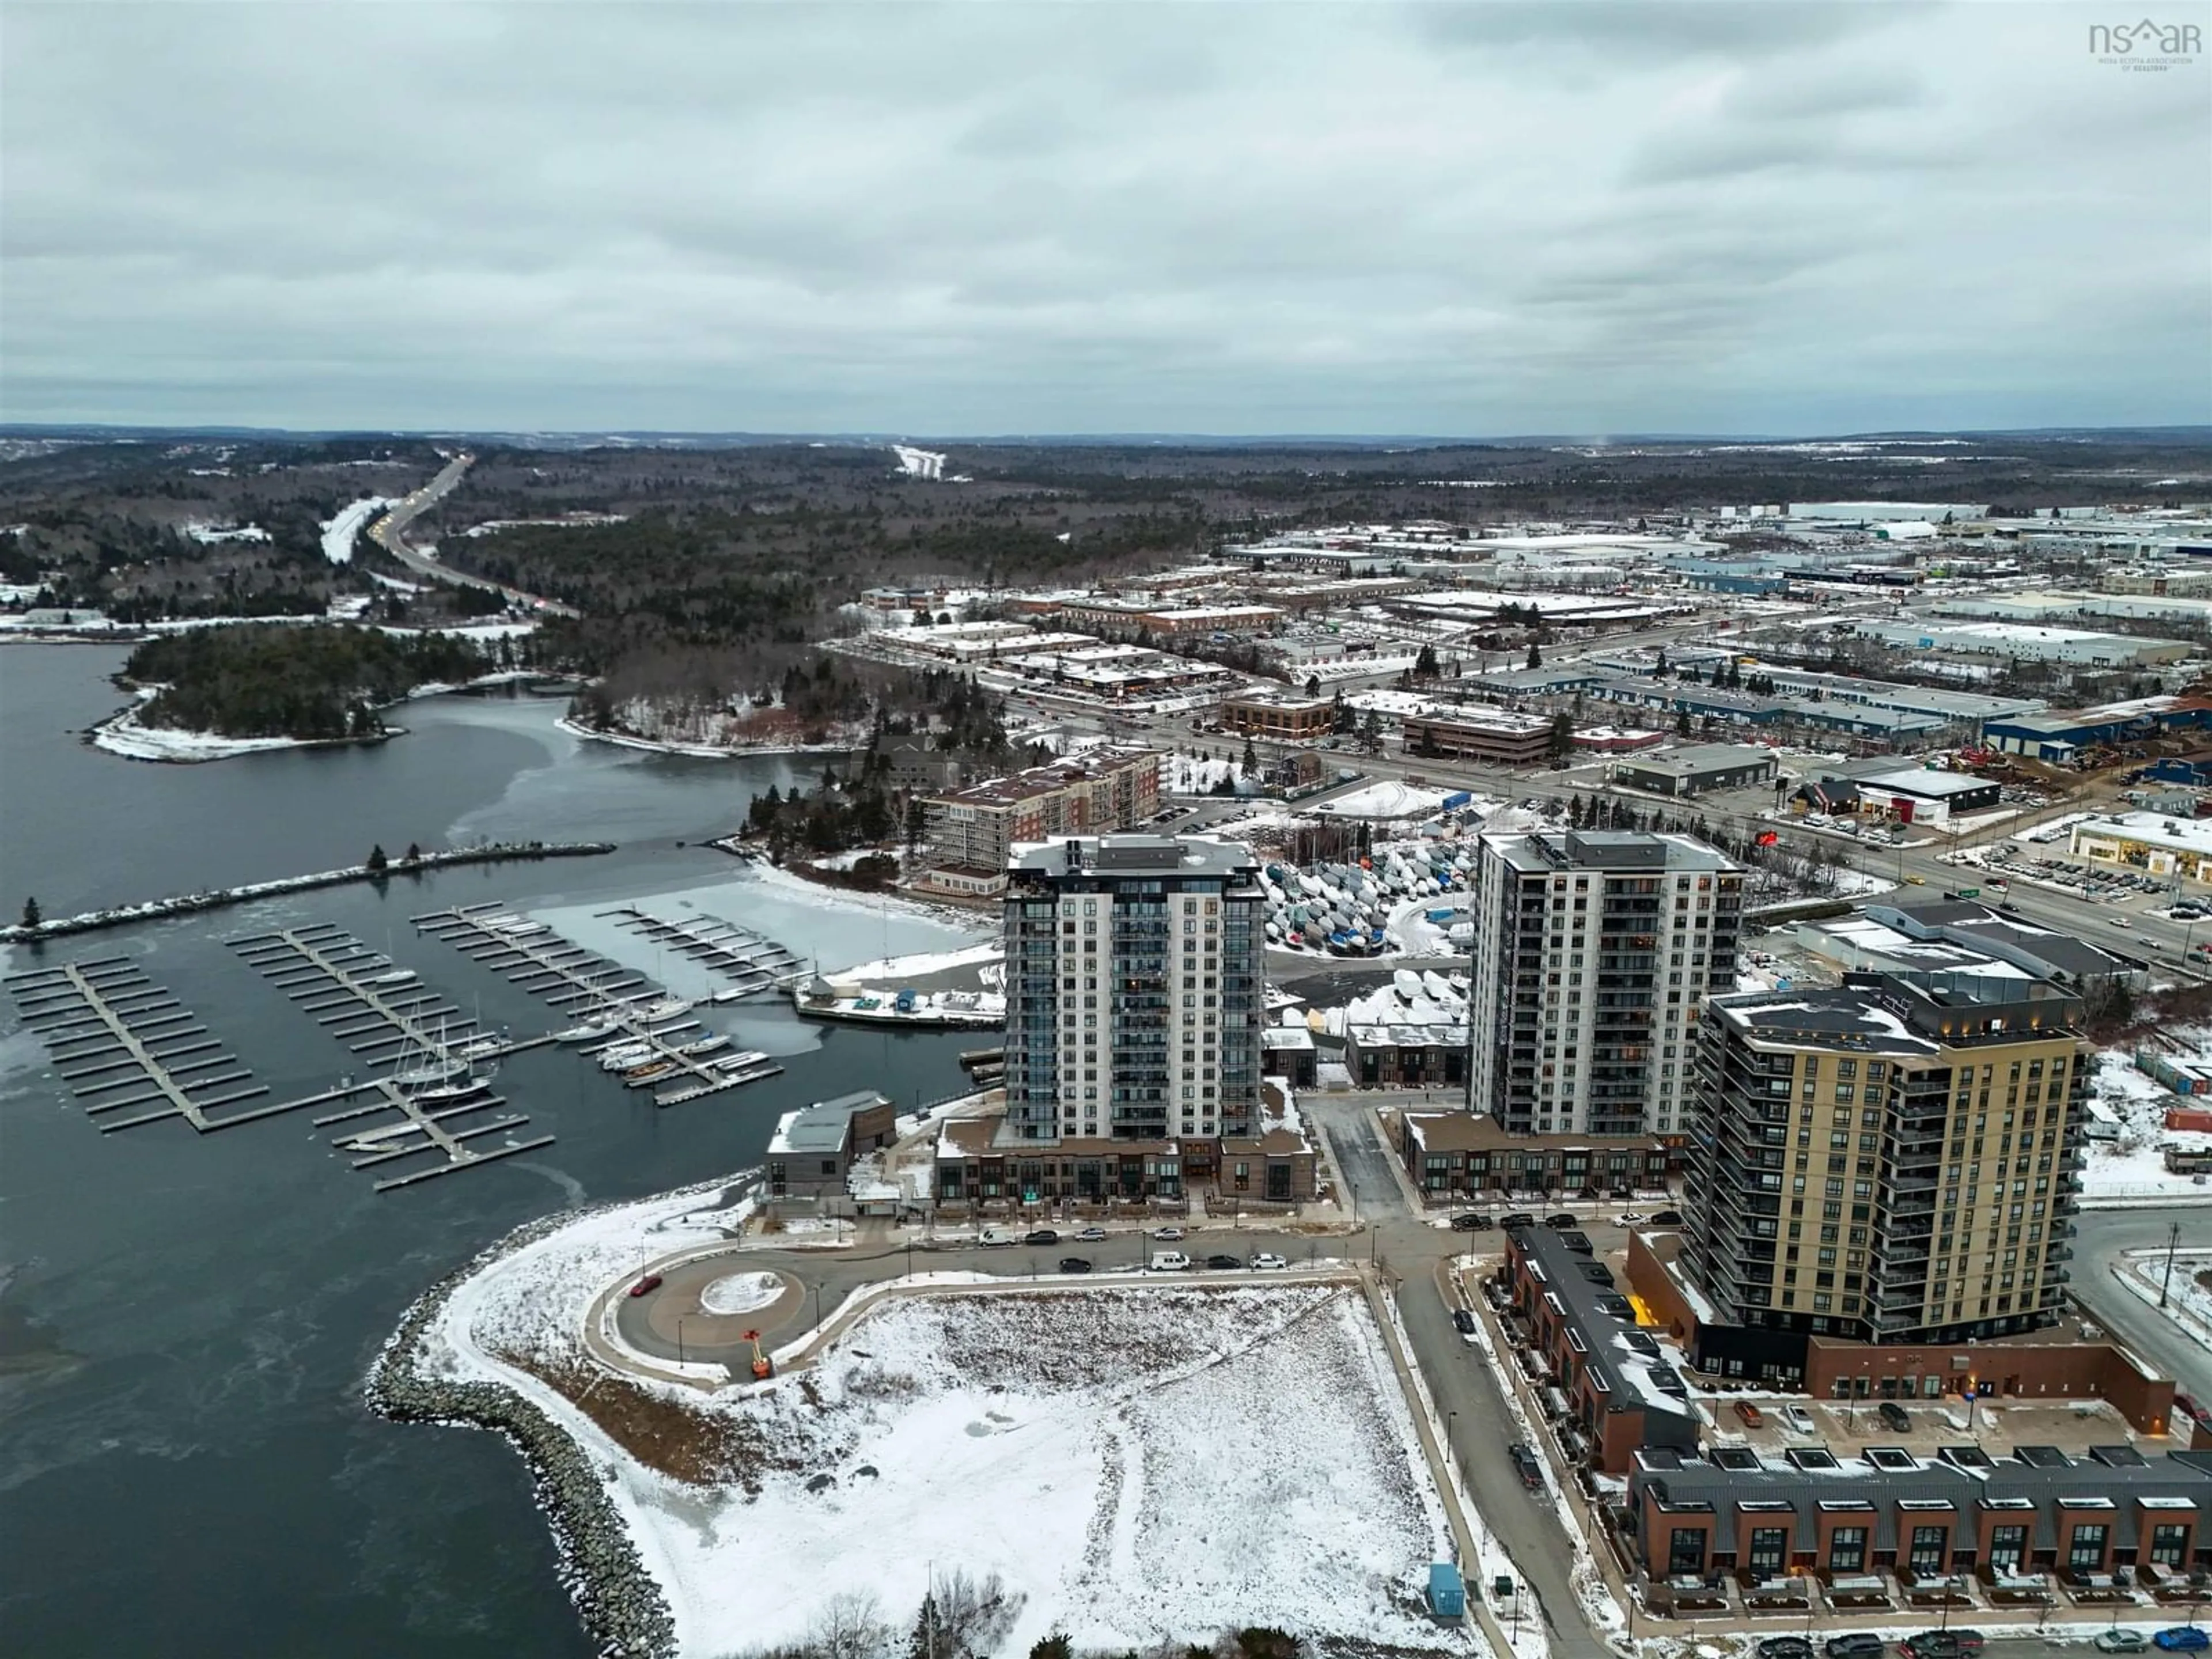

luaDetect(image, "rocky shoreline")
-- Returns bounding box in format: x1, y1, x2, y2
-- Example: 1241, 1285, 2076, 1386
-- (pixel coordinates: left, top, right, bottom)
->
363, 1211, 679, 1659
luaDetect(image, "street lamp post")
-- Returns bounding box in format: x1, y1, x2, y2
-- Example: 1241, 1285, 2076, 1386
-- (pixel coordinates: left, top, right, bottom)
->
676, 1316, 689, 1366
812, 1282, 823, 1335
2161, 1219, 2183, 1310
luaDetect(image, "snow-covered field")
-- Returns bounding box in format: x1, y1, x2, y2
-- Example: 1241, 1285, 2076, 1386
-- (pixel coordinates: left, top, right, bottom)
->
418, 1203, 1460, 1658
91, 703, 328, 762
698, 1271, 783, 1316
320, 495, 389, 564
1165, 752, 1245, 794
2080, 1045, 2212, 1205
1316, 780, 1450, 820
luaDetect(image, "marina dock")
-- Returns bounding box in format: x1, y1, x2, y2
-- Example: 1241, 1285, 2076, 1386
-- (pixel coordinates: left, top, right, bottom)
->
5, 957, 267, 1131
411, 904, 785, 1107
599, 906, 808, 1002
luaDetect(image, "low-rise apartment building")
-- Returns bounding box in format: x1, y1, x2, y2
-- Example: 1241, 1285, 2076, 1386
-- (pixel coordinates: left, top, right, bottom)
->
915, 748, 1161, 897
1396, 1109, 1677, 1200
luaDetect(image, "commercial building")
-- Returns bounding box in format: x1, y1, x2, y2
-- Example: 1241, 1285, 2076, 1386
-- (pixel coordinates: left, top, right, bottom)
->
1401, 707, 1555, 767
916, 748, 1161, 897
1627, 1441, 2211, 1582
2070, 809, 2212, 881
1983, 695, 2212, 763
1395, 1109, 1676, 1200
1800, 899, 2143, 992
1610, 744, 1779, 799
1219, 690, 1335, 742
1503, 1224, 1703, 1474
1468, 831, 1745, 1139
765, 1091, 898, 1200
1852, 767, 2002, 824
931, 1083, 1316, 1209
1001, 836, 1265, 1147
1852, 618, 2194, 669
1674, 971, 2091, 1382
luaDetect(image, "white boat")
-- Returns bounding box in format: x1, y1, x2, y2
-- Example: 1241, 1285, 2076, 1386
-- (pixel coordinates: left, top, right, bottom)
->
392, 1056, 467, 1089
679, 1035, 730, 1056
638, 995, 692, 1021
600, 1046, 657, 1071
414, 1069, 495, 1104
368, 968, 418, 987
555, 1018, 618, 1043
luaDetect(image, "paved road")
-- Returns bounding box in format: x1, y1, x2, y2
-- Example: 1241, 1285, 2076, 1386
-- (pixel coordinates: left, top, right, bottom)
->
368, 453, 582, 618
2071, 1210, 2212, 1399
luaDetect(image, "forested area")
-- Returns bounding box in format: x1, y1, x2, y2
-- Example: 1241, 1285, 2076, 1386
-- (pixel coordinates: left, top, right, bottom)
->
123, 624, 499, 739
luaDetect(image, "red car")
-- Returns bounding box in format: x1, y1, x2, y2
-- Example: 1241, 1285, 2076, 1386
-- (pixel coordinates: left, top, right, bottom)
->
628, 1274, 664, 1298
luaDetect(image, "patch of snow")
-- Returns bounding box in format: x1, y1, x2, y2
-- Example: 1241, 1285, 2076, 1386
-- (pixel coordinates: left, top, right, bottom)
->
698, 1271, 783, 1317
320, 496, 389, 565
183, 522, 270, 544
1316, 781, 1451, 820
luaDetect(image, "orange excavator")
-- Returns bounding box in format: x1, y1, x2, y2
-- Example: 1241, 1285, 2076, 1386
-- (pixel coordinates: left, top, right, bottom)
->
741, 1328, 773, 1380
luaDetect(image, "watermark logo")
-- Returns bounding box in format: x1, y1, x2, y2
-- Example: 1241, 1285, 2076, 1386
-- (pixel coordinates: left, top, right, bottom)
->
2090, 17, 2202, 70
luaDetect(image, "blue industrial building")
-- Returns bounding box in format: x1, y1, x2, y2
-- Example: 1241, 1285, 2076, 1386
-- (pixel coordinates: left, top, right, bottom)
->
1982, 696, 2212, 763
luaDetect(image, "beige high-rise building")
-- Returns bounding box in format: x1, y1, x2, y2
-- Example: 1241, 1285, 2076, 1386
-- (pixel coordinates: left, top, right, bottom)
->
1678, 969, 2088, 1380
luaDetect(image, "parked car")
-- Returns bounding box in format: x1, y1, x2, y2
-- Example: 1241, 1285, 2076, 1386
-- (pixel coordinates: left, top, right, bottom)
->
2095, 1633, 2150, 1654
1615, 1211, 1647, 1226
1901, 1634, 1963, 1659
1755, 1639, 1813, 1659
627, 1274, 663, 1298
1648, 1209, 1684, 1225
1058, 1256, 1092, 1274
1453, 1308, 1478, 1335
1205, 1253, 1243, 1270
1153, 1226, 1185, 1241
1024, 1229, 1059, 1246
1878, 1400, 1913, 1433
1075, 1226, 1107, 1243
1450, 1213, 1494, 1231
1543, 1213, 1578, 1229
1250, 1252, 1287, 1270
979, 1227, 1018, 1247
1823, 1636, 1884, 1659
1947, 1631, 1985, 1654
1509, 1443, 1544, 1490
2112, 916, 2134, 929
1149, 1251, 1191, 1271
2153, 1633, 2209, 1654
1733, 1400, 1764, 1428
1782, 1404, 1817, 1435
1500, 1213, 1536, 1229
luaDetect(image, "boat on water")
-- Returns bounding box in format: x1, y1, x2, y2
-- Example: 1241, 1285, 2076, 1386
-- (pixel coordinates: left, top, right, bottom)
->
414, 1071, 494, 1105
368, 968, 418, 987
392, 1055, 468, 1089
625, 1059, 677, 1082
712, 1049, 772, 1073
599, 1044, 657, 1071
638, 995, 692, 1021
679, 1034, 730, 1056
555, 1018, 618, 1043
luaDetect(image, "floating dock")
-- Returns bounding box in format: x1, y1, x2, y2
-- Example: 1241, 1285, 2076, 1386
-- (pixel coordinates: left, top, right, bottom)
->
411, 904, 785, 1107
599, 906, 807, 1002
5, 957, 267, 1131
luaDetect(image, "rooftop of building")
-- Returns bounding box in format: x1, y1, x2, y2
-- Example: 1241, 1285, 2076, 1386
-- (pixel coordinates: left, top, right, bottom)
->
1855, 767, 1999, 799
1485, 827, 1745, 876
1615, 742, 1780, 775
1222, 688, 1335, 711
1400, 1109, 1668, 1157
1007, 834, 1258, 881
1862, 898, 2137, 982
1404, 704, 1554, 735
767, 1090, 891, 1155
1517, 1224, 1703, 1427
1711, 969, 2082, 1056
1634, 1438, 2212, 1502
925, 746, 1158, 809
2072, 809, 2212, 855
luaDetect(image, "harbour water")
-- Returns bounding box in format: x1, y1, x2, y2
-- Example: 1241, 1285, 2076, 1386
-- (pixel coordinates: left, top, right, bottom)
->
0, 645, 986, 1657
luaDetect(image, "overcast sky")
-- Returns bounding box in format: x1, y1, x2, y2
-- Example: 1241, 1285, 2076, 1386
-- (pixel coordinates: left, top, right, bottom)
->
3, 2, 2207, 437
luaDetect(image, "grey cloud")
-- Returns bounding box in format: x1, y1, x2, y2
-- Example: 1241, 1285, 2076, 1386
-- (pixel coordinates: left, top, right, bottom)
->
1, 1, 2205, 435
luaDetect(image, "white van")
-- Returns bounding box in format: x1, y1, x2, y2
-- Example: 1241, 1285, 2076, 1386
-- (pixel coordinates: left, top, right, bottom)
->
1149, 1251, 1192, 1271
979, 1227, 1020, 1247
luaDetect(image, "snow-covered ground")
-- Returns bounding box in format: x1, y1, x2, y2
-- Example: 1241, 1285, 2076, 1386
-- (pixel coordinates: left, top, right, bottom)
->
698, 1271, 783, 1316
91, 702, 331, 762
825, 940, 1005, 984
1165, 753, 1246, 794
183, 522, 270, 544
2080, 1044, 2212, 1205
1316, 780, 1450, 820
319, 496, 389, 565
418, 1217, 1463, 1658
891, 444, 946, 480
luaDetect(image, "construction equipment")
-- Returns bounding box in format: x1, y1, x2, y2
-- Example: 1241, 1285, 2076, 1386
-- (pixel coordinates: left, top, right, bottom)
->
742, 1327, 773, 1380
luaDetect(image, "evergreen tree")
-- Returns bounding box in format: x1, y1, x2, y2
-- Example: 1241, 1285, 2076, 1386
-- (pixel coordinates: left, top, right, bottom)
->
20, 896, 40, 930
404, 842, 422, 862
1526, 639, 1543, 670
365, 844, 388, 873
1547, 711, 1574, 760
1241, 736, 1258, 774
